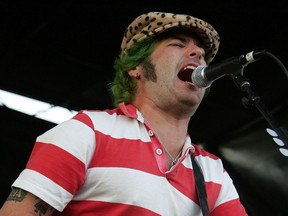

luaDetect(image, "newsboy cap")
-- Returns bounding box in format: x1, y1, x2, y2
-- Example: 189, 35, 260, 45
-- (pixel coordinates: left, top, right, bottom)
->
120, 12, 220, 64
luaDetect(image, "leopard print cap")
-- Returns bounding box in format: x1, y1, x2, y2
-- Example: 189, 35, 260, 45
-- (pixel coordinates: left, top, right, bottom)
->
120, 12, 220, 64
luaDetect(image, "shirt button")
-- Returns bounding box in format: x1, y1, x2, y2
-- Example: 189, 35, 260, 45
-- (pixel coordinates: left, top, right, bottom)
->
156, 148, 163, 155
148, 130, 154, 136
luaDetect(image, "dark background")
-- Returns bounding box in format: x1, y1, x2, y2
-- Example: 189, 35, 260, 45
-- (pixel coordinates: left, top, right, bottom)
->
1, 1, 288, 215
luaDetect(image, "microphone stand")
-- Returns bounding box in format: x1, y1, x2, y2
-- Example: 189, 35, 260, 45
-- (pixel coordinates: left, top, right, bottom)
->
230, 69, 288, 155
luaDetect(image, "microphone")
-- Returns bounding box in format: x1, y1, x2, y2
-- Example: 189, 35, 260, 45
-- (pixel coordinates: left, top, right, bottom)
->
191, 50, 266, 88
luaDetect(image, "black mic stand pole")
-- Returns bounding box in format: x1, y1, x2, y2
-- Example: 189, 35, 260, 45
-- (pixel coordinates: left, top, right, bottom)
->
230, 70, 288, 151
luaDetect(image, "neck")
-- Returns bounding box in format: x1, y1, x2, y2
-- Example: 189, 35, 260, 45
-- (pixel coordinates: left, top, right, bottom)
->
135, 100, 190, 158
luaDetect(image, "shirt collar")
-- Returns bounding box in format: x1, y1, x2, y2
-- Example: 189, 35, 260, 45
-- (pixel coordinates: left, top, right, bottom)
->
118, 102, 195, 153
118, 102, 144, 123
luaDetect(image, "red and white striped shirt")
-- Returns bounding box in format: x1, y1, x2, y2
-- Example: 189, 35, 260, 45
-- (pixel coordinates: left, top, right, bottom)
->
13, 102, 247, 215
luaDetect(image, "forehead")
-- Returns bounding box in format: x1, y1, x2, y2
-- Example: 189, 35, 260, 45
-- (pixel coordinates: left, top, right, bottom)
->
154, 29, 204, 47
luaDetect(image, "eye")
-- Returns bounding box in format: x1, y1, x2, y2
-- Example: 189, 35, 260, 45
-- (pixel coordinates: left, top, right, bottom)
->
170, 43, 185, 48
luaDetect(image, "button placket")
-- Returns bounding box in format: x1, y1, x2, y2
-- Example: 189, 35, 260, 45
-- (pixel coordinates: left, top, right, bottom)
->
148, 130, 163, 156
156, 148, 163, 155
148, 129, 154, 137
146, 127, 166, 173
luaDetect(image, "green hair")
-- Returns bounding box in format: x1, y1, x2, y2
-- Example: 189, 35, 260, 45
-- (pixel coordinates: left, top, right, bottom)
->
109, 39, 155, 107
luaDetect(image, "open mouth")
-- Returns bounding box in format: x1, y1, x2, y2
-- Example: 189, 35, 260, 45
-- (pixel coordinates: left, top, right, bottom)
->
177, 65, 195, 83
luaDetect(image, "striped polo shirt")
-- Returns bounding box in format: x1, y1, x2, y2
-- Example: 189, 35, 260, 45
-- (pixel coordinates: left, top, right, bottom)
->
12, 102, 247, 215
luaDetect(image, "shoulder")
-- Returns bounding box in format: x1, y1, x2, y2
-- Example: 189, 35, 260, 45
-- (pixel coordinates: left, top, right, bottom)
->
68, 107, 122, 129
192, 144, 220, 160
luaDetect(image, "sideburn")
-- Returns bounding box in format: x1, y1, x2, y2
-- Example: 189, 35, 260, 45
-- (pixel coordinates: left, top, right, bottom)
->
141, 57, 157, 82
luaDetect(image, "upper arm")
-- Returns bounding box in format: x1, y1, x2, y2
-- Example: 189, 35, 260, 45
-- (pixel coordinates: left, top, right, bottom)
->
0, 187, 55, 216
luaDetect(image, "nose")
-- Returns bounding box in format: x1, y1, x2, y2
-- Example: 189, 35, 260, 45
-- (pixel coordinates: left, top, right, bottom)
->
187, 45, 204, 60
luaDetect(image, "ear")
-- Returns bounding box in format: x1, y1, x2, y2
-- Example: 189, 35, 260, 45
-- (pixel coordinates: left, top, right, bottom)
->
128, 69, 137, 78
128, 66, 141, 78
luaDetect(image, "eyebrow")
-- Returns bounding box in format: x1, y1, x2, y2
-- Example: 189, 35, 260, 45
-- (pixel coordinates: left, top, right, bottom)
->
169, 36, 204, 49
169, 36, 188, 43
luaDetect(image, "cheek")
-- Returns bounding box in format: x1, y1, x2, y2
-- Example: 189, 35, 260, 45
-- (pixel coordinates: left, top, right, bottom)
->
151, 49, 181, 81
157, 55, 179, 73
152, 48, 179, 65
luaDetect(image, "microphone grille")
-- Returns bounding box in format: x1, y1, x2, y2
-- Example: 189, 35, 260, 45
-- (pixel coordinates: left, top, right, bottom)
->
192, 65, 211, 88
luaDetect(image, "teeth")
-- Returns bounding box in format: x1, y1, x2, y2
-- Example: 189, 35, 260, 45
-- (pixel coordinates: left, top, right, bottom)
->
183, 65, 196, 71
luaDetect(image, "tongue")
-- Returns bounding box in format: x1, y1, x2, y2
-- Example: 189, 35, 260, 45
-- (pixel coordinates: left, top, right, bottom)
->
178, 69, 193, 83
